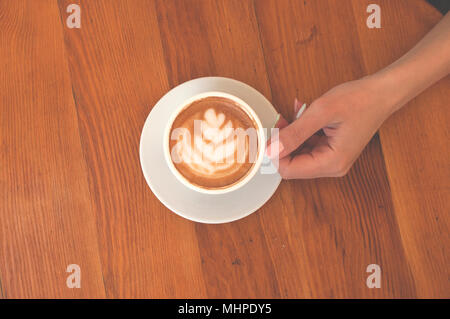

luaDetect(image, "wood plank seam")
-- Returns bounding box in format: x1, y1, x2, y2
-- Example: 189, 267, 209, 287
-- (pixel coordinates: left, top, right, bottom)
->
154, 2, 178, 90
153, 0, 212, 298
57, 0, 210, 298
349, 0, 447, 297
251, 0, 276, 107
0, 274, 5, 298
248, 0, 287, 298
250, 0, 318, 297
369, 134, 419, 297
253, 0, 419, 297
68, 81, 109, 298
55, 2, 108, 297
346, 2, 419, 293
370, 132, 414, 276
154, 0, 283, 297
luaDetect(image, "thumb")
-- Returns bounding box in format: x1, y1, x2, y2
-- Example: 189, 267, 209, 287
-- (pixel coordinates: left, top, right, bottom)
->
266, 102, 330, 159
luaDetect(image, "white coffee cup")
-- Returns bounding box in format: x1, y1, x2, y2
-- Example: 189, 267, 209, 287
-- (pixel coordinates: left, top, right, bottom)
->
163, 91, 266, 195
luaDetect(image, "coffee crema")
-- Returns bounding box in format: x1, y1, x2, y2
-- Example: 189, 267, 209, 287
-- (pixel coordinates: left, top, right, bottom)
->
169, 96, 259, 189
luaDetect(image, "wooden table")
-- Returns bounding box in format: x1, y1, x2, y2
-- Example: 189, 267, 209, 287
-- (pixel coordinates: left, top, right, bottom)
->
0, 0, 448, 298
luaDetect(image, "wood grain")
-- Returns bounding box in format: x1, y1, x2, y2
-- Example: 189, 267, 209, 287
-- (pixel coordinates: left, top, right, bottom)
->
156, 0, 283, 298
0, 0, 105, 298
255, 0, 416, 298
352, 0, 450, 298
57, 0, 207, 298
0, 0, 448, 298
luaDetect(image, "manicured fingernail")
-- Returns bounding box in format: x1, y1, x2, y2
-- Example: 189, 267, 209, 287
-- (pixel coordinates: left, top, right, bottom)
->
266, 140, 284, 159
271, 113, 281, 128
295, 103, 307, 119
294, 98, 299, 112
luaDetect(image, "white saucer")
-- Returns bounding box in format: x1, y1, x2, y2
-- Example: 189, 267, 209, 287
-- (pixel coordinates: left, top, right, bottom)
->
139, 77, 281, 223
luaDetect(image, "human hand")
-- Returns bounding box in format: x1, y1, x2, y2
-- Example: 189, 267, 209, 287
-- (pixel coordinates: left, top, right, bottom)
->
266, 76, 396, 179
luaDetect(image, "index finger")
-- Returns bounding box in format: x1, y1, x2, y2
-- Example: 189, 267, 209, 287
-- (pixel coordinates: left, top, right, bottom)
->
278, 145, 334, 179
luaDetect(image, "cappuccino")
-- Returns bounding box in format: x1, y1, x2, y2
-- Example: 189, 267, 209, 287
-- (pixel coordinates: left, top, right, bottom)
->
168, 96, 260, 190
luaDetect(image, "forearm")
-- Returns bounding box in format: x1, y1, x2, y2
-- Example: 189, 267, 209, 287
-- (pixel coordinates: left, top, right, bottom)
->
371, 12, 450, 114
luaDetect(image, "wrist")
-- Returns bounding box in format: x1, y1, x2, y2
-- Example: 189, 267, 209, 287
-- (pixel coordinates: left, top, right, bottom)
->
363, 71, 402, 116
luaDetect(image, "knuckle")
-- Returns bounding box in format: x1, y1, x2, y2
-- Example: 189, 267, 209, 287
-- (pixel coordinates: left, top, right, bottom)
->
311, 97, 338, 120
312, 97, 326, 108
289, 123, 303, 140
280, 126, 301, 152
311, 98, 327, 114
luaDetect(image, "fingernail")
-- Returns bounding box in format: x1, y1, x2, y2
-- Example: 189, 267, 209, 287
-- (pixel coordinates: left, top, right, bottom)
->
271, 113, 281, 128
294, 98, 299, 112
295, 103, 307, 119
266, 140, 284, 159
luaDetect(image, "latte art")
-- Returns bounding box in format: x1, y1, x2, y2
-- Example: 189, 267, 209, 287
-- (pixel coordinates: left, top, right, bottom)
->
174, 108, 249, 174
169, 96, 259, 189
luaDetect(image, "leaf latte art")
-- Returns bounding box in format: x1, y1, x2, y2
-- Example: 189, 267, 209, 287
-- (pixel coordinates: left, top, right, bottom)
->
169, 97, 259, 189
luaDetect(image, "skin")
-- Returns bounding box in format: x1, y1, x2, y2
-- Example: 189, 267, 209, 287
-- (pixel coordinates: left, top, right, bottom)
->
266, 12, 450, 179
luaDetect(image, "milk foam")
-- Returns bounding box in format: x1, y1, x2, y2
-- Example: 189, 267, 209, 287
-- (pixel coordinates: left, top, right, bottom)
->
173, 108, 249, 177
169, 95, 260, 189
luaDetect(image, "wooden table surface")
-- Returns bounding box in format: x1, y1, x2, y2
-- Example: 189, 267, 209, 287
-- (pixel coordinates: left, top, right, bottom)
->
0, 0, 448, 299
